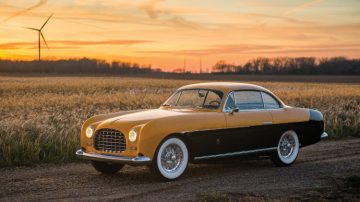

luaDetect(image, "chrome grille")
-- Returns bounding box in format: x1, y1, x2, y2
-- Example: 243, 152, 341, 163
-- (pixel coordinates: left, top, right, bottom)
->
94, 128, 126, 152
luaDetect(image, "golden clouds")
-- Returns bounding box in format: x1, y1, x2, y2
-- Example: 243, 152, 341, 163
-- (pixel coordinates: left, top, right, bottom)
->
0, 0, 359, 70
0, 40, 153, 49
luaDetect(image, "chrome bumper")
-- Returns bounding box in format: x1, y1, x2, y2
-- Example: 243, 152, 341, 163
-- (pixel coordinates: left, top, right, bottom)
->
75, 149, 151, 166
321, 132, 328, 139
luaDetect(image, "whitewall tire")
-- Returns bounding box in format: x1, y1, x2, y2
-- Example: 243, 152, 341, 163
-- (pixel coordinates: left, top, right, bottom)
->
271, 130, 300, 166
152, 137, 189, 180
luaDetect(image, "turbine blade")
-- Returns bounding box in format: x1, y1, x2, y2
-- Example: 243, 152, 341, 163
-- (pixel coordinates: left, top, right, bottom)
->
40, 32, 49, 49
40, 13, 53, 30
24, 27, 39, 31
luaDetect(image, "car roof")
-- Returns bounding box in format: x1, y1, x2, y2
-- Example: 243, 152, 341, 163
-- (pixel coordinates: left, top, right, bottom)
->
178, 82, 269, 92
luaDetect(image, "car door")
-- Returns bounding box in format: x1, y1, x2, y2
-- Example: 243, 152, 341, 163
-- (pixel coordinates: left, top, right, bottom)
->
182, 90, 228, 157
260, 91, 300, 147
222, 91, 274, 152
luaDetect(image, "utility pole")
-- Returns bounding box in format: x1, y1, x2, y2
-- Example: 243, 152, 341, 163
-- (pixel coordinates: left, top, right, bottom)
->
183, 57, 186, 73
199, 57, 202, 74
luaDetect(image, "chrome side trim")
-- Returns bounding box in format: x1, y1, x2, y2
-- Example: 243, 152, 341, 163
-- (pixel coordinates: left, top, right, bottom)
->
321, 132, 328, 139
180, 125, 251, 134
179, 120, 311, 134
194, 147, 277, 160
75, 149, 151, 166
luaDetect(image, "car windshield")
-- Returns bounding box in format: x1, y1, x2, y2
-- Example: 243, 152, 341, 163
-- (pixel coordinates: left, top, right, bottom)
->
162, 89, 223, 109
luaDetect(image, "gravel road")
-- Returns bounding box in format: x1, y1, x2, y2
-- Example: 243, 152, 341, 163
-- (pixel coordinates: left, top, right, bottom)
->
1, 139, 359, 201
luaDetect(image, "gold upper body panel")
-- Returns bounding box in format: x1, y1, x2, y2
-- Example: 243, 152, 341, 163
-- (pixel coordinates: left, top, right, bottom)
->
179, 82, 269, 92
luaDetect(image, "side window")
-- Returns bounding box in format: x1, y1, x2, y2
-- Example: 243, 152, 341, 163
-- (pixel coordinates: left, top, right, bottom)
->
261, 92, 280, 109
224, 92, 236, 110
203, 91, 222, 109
234, 91, 263, 110
177, 89, 206, 107
165, 91, 181, 106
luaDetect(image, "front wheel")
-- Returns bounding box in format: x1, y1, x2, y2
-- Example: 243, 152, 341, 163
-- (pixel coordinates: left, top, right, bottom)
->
151, 137, 189, 180
271, 130, 300, 167
91, 161, 124, 174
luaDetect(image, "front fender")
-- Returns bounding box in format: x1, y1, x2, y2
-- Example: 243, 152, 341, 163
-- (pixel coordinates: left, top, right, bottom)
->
136, 112, 226, 160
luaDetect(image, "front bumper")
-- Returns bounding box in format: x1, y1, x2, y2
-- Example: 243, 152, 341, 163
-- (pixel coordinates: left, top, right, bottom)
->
75, 149, 151, 166
321, 132, 328, 139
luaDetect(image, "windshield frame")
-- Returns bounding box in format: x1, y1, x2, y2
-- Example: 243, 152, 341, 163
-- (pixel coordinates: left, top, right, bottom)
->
162, 88, 224, 110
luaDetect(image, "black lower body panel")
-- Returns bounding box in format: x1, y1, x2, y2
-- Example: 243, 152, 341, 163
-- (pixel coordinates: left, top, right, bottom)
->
185, 120, 324, 161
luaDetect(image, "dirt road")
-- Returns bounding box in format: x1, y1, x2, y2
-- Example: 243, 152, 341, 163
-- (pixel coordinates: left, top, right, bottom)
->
1, 139, 359, 201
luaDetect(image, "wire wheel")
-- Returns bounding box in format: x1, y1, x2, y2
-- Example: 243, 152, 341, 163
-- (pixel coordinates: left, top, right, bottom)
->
279, 133, 296, 159
272, 130, 300, 166
154, 137, 189, 180
160, 143, 184, 173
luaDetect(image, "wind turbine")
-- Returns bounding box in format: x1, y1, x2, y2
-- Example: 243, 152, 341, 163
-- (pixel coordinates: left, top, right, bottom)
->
24, 14, 53, 61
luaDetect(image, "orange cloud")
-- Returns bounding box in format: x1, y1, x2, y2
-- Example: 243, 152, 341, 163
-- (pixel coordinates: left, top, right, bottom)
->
142, 0, 166, 19
283, 0, 323, 16
137, 43, 360, 56
51, 40, 153, 46
0, 40, 153, 49
140, 0, 199, 28
3, 0, 47, 22
137, 44, 279, 56
0, 42, 34, 49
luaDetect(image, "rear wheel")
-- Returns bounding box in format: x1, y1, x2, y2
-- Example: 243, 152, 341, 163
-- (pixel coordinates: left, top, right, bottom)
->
151, 137, 189, 180
271, 130, 300, 166
91, 161, 124, 174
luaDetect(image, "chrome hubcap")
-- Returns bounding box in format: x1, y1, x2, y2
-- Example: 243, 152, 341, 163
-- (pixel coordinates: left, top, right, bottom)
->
161, 144, 183, 172
279, 134, 295, 158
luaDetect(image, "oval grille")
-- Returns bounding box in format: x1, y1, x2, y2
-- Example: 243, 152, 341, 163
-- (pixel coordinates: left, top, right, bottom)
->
94, 128, 126, 152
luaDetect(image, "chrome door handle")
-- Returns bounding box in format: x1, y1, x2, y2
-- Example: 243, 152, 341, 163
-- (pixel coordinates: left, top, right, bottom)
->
263, 122, 273, 125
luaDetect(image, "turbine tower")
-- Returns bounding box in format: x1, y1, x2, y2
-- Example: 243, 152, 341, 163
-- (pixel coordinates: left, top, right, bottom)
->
25, 14, 53, 61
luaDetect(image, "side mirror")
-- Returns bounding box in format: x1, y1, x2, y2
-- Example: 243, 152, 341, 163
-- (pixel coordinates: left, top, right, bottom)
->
230, 108, 239, 114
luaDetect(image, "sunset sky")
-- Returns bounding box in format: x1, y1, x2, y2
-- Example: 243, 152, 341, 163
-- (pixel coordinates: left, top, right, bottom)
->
0, 0, 359, 71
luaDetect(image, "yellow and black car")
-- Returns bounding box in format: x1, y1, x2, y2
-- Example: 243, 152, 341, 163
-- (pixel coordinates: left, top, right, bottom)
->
76, 82, 327, 180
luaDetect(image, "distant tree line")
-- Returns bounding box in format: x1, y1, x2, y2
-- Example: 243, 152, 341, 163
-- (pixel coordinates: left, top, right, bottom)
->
0, 57, 359, 75
212, 57, 360, 75
0, 58, 162, 74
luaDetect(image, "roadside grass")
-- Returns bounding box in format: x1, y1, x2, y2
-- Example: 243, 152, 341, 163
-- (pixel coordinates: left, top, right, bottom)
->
0, 76, 359, 167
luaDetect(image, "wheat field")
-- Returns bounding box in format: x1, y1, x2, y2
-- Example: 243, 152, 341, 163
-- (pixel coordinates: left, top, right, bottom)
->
0, 76, 359, 167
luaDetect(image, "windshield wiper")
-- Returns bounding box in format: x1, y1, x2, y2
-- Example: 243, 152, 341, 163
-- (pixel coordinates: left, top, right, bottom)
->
161, 104, 171, 106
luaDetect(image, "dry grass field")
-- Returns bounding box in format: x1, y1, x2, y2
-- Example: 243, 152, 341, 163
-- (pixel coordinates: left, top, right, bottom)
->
0, 76, 359, 167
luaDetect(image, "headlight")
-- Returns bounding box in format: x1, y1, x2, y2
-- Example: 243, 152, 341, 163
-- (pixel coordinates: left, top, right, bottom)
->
128, 129, 138, 142
85, 127, 94, 138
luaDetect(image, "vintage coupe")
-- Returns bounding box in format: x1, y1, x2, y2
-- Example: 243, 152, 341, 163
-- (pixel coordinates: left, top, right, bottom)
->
76, 82, 327, 180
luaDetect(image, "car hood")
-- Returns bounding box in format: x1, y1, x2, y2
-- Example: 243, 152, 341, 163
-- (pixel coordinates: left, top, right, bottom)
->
95, 108, 196, 130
